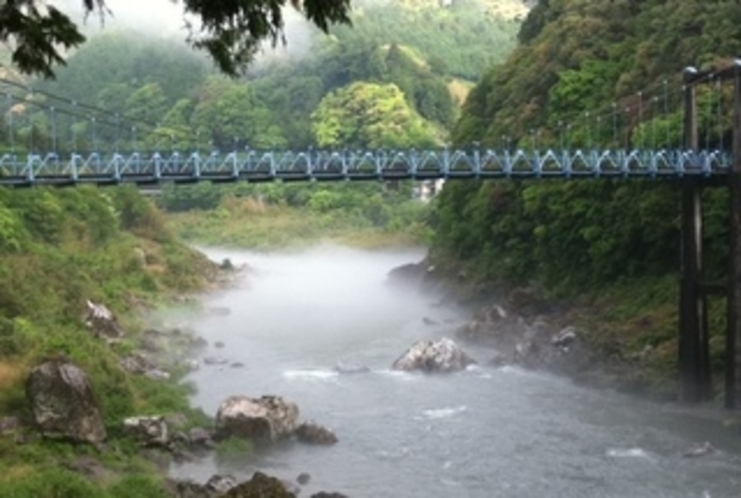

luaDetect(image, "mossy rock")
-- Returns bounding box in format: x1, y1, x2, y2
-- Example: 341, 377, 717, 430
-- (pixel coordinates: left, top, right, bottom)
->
224, 472, 295, 497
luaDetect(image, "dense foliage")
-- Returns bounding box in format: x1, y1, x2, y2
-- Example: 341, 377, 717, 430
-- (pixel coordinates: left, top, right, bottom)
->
454, 0, 741, 147
312, 81, 441, 148
162, 181, 433, 249
336, 0, 521, 81
435, 0, 741, 290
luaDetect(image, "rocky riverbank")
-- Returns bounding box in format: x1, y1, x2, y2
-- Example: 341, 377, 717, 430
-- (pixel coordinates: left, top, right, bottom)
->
132, 262, 349, 497
387, 258, 679, 401
113, 318, 348, 497
6, 247, 703, 497
0, 257, 354, 498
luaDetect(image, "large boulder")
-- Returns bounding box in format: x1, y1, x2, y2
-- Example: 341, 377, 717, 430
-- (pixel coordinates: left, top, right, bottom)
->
26, 359, 106, 444
392, 337, 475, 372
215, 395, 299, 443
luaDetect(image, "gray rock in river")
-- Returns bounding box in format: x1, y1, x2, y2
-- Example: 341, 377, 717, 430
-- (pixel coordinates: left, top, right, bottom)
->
392, 337, 476, 373
215, 395, 299, 444
295, 421, 338, 445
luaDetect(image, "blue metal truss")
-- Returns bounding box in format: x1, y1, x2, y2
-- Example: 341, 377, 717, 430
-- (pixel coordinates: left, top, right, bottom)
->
0, 148, 731, 187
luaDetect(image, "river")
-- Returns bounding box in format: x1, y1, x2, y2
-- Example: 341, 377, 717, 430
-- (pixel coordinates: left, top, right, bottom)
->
170, 245, 741, 498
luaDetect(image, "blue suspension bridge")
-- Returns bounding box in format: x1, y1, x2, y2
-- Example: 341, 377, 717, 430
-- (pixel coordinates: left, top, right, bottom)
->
3, 63, 741, 410
0, 148, 731, 187
0, 68, 731, 187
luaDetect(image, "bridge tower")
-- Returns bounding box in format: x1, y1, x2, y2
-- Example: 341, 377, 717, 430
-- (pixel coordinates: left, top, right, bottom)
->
682, 61, 741, 408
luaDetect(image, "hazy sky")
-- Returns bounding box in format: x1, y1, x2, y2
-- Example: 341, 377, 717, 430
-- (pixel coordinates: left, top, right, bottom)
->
52, 0, 188, 35
51, 0, 318, 60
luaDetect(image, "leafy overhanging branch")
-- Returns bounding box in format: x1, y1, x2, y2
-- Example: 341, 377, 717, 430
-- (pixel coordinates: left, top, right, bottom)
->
0, 0, 352, 78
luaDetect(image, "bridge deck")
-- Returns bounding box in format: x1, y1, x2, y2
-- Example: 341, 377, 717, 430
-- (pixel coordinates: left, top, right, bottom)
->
0, 148, 731, 186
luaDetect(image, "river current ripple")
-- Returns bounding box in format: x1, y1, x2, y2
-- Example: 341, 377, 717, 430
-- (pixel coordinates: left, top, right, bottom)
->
170, 246, 741, 498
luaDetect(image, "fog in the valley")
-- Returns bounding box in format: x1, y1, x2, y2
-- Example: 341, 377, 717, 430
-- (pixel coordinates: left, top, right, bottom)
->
179, 245, 443, 406
168, 245, 741, 498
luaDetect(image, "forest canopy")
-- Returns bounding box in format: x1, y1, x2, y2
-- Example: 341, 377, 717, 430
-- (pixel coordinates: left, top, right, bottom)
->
0, 1, 520, 153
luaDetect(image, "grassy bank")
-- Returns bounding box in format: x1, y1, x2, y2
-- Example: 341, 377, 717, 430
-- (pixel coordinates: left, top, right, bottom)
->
0, 186, 219, 497
162, 182, 433, 250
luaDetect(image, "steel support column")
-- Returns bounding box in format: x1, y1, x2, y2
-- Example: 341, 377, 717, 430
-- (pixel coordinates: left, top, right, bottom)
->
679, 70, 712, 402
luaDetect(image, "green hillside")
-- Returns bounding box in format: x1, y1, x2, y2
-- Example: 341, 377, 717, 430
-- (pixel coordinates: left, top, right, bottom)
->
454, 0, 741, 146
431, 0, 741, 398
0, 186, 219, 495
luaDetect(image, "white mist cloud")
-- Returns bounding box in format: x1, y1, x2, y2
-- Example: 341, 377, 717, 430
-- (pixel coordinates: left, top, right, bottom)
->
100, 0, 188, 34
51, 0, 187, 35
51, 0, 321, 62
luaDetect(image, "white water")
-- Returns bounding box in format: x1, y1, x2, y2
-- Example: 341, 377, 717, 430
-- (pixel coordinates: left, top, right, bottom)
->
170, 245, 741, 498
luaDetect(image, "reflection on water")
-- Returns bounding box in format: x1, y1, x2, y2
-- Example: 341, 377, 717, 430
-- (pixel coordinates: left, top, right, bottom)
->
170, 245, 741, 498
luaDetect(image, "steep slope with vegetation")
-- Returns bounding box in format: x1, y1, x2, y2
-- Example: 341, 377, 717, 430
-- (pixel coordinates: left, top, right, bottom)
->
431, 0, 741, 399
454, 0, 741, 145
0, 186, 219, 496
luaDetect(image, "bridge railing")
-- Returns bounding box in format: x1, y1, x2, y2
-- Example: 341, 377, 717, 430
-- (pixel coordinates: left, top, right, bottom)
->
0, 148, 731, 186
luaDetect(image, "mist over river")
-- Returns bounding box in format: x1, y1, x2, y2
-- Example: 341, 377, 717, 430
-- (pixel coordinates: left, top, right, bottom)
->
170, 245, 741, 498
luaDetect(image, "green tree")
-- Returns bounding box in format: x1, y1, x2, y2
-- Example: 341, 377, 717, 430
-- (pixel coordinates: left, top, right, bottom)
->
125, 83, 168, 127
190, 77, 287, 149
161, 98, 198, 150
312, 82, 440, 149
